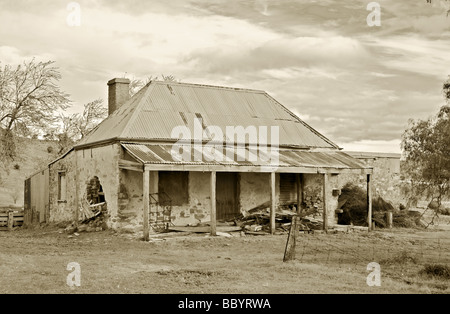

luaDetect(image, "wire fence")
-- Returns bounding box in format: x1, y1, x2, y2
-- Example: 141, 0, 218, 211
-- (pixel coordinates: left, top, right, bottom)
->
289, 231, 450, 278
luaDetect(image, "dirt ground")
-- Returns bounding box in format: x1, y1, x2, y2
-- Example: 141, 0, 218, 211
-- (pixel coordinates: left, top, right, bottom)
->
1, 219, 449, 294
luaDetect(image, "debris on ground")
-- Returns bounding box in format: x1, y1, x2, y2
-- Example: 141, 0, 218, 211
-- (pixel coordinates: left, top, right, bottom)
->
232, 207, 323, 234
64, 202, 108, 234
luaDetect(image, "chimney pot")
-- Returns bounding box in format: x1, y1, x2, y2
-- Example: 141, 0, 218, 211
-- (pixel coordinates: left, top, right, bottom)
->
107, 78, 130, 115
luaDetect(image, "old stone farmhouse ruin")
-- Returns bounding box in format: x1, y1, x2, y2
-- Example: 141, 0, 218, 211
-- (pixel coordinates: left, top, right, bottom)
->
23, 78, 400, 238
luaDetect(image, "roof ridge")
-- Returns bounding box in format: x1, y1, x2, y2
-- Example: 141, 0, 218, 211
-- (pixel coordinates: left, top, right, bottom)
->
120, 81, 156, 138
151, 80, 266, 93
262, 93, 340, 150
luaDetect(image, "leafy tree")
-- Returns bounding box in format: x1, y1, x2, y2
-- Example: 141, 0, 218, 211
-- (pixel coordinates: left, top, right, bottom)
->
443, 75, 450, 102
401, 77, 450, 214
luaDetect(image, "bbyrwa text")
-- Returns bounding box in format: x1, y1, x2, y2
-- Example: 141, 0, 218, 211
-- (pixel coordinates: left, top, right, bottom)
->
178, 298, 271, 311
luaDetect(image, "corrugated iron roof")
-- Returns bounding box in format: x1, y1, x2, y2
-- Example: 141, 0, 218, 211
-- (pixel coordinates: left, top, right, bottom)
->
122, 143, 370, 172
76, 81, 339, 149
345, 151, 402, 159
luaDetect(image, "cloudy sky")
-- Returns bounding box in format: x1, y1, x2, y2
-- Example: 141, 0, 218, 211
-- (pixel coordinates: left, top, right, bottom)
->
1, 0, 449, 153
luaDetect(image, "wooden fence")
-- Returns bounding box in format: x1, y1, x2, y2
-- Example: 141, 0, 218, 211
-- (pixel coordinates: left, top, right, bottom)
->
0, 210, 24, 231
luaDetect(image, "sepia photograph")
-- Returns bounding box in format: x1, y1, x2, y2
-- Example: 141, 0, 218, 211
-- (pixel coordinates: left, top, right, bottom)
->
0, 0, 449, 302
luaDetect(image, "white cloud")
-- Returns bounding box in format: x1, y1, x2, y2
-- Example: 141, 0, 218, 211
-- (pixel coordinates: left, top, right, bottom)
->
186, 35, 369, 74
339, 139, 402, 154
0, 0, 448, 155
367, 35, 450, 79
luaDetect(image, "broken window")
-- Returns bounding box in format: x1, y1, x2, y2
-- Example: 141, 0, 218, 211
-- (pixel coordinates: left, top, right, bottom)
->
158, 171, 188, 206
58, 171, 67, 201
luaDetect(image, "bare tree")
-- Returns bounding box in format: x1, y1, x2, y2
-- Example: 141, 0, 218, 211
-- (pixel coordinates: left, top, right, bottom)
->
426, 0, 450, 16
0, 59, 70, 161
72, 99, 107, 139
129, 75, 179, 97
11, 189, 20, 205
48, 99, 107, 154
44, 114, 78, 154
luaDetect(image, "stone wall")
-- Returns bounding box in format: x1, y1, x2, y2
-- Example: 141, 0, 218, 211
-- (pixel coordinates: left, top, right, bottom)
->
47, 145, 379, 231
117, 168, 144, 231
117, 169, 212, 229
48, 143, 362, 231
301, 173, 340, 226
48, 151, 76, 222
175, 171, 211, 225
49, 144, 121, 228
341, 152, 403, 209
239, 172, 279, 213
116, 171, 284, 229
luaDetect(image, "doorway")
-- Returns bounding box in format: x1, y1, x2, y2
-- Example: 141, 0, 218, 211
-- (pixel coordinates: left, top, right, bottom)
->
216, 172, 239, 220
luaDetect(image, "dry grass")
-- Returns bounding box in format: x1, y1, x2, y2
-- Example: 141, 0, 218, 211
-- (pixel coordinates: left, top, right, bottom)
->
0, 138, 58, 207
0, 225, 449, 294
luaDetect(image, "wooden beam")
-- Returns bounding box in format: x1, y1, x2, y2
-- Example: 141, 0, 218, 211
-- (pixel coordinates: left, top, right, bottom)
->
367, 173, 373, 231
119, 165, 144, 172
386, 212, 393, 229
119, 159, 143, 172
283, 215, 298, 262
74, 151, 79, 227
135, 163, 373, 175
270, 172, 276, 235
143, 170, 150, 241
322, 173, 329, 233
296, 173, 304, 214
7, 211, 14, 230
210, 171, 217, 236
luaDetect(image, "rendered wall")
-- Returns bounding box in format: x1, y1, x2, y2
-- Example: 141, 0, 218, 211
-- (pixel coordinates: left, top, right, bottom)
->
340, 157, 403, 209
49, 144, 121, 228
48, 151, 76, 223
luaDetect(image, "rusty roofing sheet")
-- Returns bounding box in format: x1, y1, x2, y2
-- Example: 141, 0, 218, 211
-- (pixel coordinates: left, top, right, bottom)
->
122, 143, 369, 171
77, 81, 338, 149
75, 81, 337, 148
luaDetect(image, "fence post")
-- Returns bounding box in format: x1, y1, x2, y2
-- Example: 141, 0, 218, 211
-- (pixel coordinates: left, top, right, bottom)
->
386, 212, 393, 229
8, 211, 14, 230
367, 174, 373, 231
283, 215, 299, 262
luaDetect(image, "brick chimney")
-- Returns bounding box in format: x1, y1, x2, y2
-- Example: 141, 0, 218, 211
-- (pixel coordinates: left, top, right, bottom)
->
107, 78, 130, 115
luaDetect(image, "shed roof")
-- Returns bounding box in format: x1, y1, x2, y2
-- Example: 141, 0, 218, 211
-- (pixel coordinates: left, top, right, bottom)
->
345, 151, 402, 159
76, 81, 339, 149
122, 143, 371, 174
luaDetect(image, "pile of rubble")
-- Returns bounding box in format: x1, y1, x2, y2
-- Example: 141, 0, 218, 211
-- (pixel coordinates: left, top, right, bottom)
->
64, 202, 108, 234
232, 203, 323, 234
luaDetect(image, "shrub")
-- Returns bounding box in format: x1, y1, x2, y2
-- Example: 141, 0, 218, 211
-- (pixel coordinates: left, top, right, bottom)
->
13, 164, 20, 170
337, 182, 421, 228
47, 146, 54, 153
380, 251, 417, 266
337, 183, 394, 226
419, 264, 450, 279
